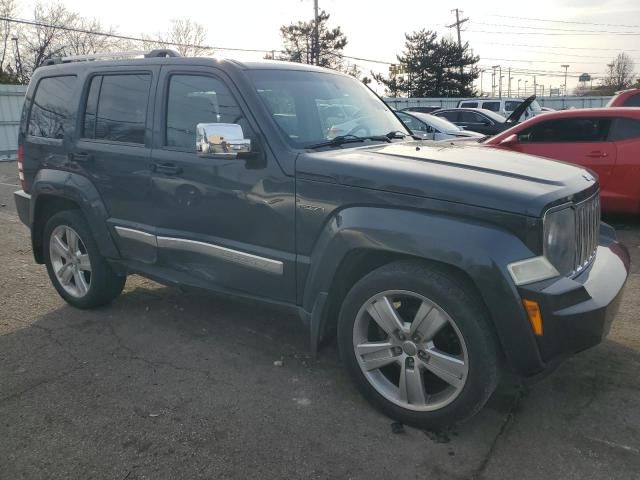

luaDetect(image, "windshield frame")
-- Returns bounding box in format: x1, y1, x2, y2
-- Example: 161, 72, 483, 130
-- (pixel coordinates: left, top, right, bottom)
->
246, 68, 410, 150
409, 112, 463, 133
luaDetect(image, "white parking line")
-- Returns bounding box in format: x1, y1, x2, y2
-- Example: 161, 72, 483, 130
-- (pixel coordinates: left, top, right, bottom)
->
0, 182, 18, 187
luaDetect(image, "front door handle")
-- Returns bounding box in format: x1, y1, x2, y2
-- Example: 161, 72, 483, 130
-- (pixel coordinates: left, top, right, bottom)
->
586, 151, 608, 158
152, 163, 183, 176
69, 152, 92, 162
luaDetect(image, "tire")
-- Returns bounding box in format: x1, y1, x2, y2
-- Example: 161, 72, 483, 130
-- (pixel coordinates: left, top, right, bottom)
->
43, 210, 126, 309
338, 260, 500, 430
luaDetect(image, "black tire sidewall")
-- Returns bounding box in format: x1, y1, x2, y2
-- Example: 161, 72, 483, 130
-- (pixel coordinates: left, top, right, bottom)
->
43, 210, 125, 309
338, 261, 500, 429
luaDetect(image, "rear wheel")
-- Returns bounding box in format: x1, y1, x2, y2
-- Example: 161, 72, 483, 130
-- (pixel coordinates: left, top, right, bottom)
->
43, 210, 125, 308
338, 261, 500, 429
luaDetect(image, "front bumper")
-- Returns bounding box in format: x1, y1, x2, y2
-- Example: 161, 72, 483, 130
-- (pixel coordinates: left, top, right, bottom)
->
14, 190, 31, 227
518, 223, 630, 368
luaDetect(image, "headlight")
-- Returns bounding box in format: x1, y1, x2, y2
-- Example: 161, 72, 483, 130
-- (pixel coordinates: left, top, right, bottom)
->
508, 206, 576, 286
543, 207, 576, 275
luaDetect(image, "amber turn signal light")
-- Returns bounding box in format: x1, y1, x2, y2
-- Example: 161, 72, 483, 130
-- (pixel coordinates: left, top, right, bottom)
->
522, 299, 543, 336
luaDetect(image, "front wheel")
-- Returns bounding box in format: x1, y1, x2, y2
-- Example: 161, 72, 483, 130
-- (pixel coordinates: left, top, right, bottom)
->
43, 210, 126, 309
338, 261, 500, 429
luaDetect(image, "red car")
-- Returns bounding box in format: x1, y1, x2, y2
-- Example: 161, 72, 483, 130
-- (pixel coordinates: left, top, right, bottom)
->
484, 108, 640, 214
607, 88, 640, 107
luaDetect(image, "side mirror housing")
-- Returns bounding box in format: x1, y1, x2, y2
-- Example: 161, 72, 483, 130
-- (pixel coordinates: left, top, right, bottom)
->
499, 134, 519, 146
196, 123, 251, 158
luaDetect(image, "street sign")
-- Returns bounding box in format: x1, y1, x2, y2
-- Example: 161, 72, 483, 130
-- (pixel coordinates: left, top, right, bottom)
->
579, 73, 591, 83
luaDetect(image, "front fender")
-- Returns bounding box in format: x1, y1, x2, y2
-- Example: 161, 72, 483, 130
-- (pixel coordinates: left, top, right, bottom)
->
30, 169, 120, 260
303, 207, 545, 375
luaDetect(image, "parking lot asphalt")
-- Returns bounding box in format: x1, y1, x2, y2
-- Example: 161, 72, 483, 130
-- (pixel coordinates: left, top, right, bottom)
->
1, 160, 639, 480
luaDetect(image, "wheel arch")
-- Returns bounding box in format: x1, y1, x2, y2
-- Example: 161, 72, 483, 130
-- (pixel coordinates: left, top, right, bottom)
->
302, 206, 545, 375
30, 169, 120, 263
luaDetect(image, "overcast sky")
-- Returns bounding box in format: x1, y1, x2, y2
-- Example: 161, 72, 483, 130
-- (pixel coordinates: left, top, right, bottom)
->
20, 0, 640, 95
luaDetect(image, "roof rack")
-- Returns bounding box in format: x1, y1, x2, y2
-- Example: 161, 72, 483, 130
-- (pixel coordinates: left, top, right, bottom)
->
43, 49, 182, 66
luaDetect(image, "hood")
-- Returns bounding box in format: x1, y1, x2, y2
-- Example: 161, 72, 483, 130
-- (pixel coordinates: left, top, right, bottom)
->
505, 94, 536, 123
296, 141, 597, 217
450, 129, 484, 138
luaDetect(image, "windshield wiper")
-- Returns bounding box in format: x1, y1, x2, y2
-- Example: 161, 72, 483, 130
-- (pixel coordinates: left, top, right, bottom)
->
304, 131, 408, 149
304, 135, 367, 149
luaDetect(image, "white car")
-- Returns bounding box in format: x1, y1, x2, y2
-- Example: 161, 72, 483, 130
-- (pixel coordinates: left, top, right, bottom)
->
457, 96, 542, 121
395, 111, 485, 140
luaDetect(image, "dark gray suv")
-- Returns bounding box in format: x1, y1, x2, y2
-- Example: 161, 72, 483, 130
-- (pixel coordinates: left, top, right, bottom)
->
14, 50, 630, 428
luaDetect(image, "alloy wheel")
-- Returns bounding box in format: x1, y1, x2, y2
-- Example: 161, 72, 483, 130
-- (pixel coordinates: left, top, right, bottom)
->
49, 225, 92, 298
353, 290, 469, 411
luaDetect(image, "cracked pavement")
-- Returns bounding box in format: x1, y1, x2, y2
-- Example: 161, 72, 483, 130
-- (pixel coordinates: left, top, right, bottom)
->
1, 161, 639, 479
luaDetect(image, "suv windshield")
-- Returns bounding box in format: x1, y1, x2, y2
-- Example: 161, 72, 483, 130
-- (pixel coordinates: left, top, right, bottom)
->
248, 69, 408, 148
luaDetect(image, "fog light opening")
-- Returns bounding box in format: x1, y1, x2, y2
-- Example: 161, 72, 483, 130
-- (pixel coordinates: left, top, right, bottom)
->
522, 299, 543, 336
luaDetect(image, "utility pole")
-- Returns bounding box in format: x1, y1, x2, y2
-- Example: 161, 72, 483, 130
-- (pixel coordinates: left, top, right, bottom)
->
508, 68, 512, 96
525, 80, 528, 95
479, 69, 484, 96
561, 64, 570, 95
533, 76, 537, 96
313, 0, 319, 66
517, 79, 521, 96
12, 37, 22, 84
491, 65, 499, 97
498, 66, 502, 97
447, 9, 469, 85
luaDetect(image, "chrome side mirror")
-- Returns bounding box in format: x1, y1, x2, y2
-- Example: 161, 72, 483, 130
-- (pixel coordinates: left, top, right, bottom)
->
196, 123, 251, 158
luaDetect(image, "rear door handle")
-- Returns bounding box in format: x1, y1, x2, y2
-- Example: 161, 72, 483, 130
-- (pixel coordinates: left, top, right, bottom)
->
69, 152, 92, 162
152, 163, 183, 176
586, 151, 608, 158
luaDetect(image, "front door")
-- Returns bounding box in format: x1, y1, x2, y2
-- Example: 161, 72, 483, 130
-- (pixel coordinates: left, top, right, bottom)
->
150, 67, 296, 302
73, 68, 159, 262
513, 117, 617, 188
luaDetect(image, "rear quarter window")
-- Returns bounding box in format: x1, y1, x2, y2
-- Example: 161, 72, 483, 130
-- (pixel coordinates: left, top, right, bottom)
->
27, 75, 77, 139
608, 117, 640, 141
460, 102, 478, 108
624, 93, 640, 107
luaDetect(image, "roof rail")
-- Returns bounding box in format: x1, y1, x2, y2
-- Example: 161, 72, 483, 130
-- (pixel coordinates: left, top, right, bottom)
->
42, 48, 182, 66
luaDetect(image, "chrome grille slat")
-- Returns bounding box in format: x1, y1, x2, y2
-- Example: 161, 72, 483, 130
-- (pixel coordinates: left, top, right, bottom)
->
573, 194, 599, 274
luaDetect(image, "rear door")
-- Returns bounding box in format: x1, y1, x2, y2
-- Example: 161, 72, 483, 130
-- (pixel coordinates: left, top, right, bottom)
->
513, 117, 616, 187
73, 67, 159, 262
606, 116, 640, 212
458, 111, 494, 134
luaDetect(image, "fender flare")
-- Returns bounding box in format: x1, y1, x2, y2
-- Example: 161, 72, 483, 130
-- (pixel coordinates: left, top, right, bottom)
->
302, 206, 545, 375
30, 169, 120, 261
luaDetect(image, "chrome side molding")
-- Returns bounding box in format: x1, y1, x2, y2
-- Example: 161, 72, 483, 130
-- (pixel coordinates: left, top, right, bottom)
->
114, 226, 158, 247
114, 226, 283, 275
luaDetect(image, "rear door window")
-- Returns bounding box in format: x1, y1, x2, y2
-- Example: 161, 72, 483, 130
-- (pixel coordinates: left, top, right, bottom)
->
459, 111, 486, 123
28, 75, 77, 139
519, 118, 611, 143
505, 101, 521, 112
608, 117, 640, 141
82, 74, 151, 144
482, 101, 500, 112
436, 111, 459, 122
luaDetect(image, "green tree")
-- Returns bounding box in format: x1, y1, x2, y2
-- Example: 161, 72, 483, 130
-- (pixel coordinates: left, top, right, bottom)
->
277, 10, 348, 71
373, 29, 479, 97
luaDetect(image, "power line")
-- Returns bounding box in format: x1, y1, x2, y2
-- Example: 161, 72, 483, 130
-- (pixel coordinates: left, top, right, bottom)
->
467, 29, 640, 36
484, 14, 640, 29
473, 21, 640, 35
473, 41, 640, 52
0, 16, 276, 54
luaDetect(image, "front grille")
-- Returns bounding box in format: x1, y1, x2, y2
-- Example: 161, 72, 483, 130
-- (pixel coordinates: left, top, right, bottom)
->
574, 194, 600, 274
